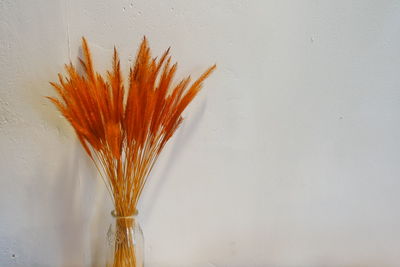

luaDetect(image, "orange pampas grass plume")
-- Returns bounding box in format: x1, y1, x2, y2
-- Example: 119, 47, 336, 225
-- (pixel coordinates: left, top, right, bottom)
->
47, 37, 215, 267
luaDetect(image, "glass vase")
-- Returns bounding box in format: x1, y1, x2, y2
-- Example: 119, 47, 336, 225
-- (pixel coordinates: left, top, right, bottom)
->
106, 210, 144, 267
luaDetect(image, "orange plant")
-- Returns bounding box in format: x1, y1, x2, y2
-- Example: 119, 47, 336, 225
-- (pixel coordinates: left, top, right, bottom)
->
48, 37, 215, 266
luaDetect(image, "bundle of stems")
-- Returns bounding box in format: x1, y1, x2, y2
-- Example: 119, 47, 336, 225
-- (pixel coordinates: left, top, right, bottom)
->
48, 37, 215, 266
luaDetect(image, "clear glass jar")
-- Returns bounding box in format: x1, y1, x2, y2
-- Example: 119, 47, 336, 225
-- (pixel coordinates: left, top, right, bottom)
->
106, 210, 144, 267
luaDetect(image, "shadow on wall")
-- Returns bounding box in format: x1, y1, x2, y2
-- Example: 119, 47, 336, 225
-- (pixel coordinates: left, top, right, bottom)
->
28, 142, 109, 266
141, 98, 207, 225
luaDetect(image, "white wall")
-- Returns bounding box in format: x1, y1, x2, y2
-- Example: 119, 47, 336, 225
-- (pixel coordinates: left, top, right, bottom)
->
1, 0, 400, 266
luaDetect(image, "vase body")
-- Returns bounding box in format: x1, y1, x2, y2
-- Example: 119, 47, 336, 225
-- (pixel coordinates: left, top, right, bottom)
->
106, 210, 144, 267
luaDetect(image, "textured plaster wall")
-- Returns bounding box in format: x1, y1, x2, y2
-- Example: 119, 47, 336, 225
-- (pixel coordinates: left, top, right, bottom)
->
1, 0, 400, 266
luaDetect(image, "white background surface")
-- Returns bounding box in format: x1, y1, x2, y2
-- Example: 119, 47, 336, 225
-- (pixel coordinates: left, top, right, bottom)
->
1, 0, 400, 266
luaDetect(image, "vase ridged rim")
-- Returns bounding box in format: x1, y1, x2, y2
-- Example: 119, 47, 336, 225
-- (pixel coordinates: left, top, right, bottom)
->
111, 209, 138, 218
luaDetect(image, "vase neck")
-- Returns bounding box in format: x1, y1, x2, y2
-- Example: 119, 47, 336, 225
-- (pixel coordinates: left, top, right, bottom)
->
111, 209, 138, 219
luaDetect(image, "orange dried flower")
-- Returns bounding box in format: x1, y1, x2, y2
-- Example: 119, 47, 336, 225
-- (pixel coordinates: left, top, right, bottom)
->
48, 37, 216, 217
